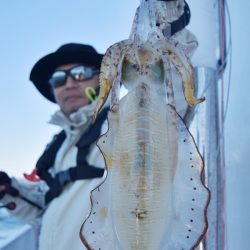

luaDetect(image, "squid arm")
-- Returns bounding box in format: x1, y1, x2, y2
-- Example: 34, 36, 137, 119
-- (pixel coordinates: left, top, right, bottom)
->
153, 30, 204, 107
164, 48, 205, 107
94, 40, 131, 120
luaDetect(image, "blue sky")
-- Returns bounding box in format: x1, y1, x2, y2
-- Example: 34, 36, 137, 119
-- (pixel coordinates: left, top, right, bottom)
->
223, 1, 250, 249
0, 1, 249, 249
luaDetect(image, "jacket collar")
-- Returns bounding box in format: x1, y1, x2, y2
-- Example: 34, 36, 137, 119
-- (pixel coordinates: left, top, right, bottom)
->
48, 101, 97, 132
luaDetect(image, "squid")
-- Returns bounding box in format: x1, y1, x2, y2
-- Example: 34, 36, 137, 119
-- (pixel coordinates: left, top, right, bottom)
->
81, 1, 210, 249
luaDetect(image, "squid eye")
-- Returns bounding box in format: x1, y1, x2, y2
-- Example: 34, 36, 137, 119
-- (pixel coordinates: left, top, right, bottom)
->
151, 60, 164, 81
122, 59, 139, 82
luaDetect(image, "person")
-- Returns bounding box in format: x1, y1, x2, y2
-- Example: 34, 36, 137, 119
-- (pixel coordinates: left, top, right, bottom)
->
0, 43, 108, 250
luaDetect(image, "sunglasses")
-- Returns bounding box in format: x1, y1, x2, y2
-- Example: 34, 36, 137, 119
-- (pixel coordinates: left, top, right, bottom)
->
49, 65, 99, 88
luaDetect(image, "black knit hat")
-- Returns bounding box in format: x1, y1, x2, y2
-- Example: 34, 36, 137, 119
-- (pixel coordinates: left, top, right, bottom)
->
30, 43, 103, 103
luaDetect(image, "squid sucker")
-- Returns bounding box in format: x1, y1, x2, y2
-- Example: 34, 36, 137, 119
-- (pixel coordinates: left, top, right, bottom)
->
81, 1, 210, 249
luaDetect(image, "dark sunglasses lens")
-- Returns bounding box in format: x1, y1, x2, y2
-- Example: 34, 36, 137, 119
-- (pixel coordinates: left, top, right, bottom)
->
70, 66, 93, 81
49, 71, 66, 88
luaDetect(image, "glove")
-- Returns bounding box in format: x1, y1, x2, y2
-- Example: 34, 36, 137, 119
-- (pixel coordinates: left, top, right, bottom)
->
0, 171, 11, 199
